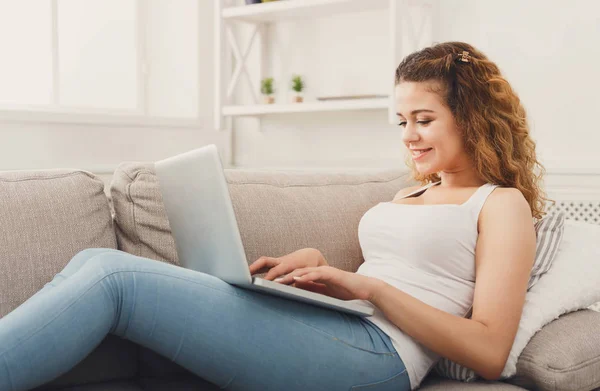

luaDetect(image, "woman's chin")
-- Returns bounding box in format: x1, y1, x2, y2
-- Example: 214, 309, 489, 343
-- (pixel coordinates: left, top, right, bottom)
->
415, 165, 436, 176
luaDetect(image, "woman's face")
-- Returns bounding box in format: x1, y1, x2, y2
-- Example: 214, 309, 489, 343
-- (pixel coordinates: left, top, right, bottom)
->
396, 81, 470, 176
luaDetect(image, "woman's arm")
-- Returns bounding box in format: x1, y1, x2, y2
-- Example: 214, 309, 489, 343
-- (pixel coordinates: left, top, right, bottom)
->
368, 188, 536, 381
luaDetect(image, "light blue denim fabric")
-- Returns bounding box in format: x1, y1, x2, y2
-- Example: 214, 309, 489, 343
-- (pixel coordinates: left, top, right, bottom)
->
0, 249, 409, 391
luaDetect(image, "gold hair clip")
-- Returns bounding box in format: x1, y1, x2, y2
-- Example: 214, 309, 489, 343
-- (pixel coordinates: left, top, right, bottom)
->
457, 51, 471, 63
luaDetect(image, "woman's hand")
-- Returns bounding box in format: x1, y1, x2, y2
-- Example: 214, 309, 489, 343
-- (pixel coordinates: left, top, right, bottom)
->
248, 248, 324, 281
274, 265, 380, 302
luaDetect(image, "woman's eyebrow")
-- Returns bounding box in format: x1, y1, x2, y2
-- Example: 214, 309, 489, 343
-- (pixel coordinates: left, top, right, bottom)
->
396, 109, 435, 116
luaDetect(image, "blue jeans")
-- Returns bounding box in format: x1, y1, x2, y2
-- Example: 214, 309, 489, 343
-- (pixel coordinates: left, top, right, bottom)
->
0, 249, 409, 391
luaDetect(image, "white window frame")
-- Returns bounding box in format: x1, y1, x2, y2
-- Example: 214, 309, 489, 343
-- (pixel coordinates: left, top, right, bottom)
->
0, 0, 203, 129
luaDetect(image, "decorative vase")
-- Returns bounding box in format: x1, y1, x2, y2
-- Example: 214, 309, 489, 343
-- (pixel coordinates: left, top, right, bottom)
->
264, 96, 275, 104
245, 0, 261, 4
294, 96, 303, 103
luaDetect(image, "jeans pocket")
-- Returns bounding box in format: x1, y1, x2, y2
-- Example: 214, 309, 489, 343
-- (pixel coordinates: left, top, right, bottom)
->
350, 369, 409, 390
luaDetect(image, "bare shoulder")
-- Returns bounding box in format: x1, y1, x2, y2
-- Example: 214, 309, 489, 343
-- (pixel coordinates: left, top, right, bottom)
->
479, 187, 532, 230
486, 187, 529, 209
392, 185, 422, 201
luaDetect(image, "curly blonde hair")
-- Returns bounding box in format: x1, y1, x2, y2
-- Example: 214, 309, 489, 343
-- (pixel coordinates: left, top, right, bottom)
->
395, 41, 554, 220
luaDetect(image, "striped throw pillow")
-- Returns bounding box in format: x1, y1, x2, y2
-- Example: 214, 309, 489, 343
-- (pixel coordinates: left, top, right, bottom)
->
433, 211, 566, 382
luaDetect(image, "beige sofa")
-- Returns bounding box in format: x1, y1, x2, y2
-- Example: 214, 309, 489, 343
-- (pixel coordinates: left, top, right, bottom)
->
1, 162, 599, 391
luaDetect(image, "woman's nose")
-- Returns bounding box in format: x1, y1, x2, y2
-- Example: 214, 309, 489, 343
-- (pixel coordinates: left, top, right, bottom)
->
401, 123, 419, 143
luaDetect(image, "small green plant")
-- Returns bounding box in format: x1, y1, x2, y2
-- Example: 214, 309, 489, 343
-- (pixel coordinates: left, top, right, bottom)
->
261, 77, 274, 95
291, 75, 305, 93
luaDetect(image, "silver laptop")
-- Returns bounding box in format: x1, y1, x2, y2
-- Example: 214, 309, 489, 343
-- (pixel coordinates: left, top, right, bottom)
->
154, 144, 374, 317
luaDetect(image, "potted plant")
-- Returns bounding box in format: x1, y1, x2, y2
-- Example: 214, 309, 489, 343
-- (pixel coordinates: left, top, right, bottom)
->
261, 77, 275, 104
291, 74, 305, 103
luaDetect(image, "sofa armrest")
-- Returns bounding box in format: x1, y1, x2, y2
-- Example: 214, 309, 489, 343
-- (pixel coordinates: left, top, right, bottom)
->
505, 309, 600, 391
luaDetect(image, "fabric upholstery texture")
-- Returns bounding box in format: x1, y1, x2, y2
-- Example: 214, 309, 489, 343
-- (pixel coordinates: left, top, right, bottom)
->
0, 169, 117, 318
110, 163, 179, 265
419, 376, 528, 390
507, 309, 600, 391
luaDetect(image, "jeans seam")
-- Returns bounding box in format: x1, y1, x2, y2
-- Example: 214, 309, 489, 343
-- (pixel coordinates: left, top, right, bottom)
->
122, 271, 138, 337
329, 336, 398, 356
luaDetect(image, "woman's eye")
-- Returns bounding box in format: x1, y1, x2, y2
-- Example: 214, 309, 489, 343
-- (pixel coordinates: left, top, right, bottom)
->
397, 120, 431, 127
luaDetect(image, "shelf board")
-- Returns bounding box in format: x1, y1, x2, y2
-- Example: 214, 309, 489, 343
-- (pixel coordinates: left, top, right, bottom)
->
222, 0, 389, 23
222, 98, 389, 116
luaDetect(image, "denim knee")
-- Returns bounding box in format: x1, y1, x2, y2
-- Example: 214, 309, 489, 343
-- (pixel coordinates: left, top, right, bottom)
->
74, 247, 119, 258
68, 248, 122, 272
79, 249, 150, 275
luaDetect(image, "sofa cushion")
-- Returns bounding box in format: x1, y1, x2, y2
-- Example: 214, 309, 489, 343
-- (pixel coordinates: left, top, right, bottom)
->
418, 375, 527, 390
110, 163, 179, 265
109, 162, 413, 273
0, 169, 117, 318
504, 309, 600, 391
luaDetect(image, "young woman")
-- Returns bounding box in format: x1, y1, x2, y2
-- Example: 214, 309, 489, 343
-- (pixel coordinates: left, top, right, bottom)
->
0, 41, 551, 391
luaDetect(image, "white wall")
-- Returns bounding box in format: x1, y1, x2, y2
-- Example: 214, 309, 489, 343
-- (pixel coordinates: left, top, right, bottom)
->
435, 0, 600, 173
231, 0, 600, 178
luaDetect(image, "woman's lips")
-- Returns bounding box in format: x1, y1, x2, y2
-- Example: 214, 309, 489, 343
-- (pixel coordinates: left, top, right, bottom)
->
412, 148, 432, 160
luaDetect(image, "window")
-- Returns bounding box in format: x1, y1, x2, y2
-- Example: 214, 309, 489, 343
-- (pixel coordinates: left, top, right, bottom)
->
58, 0, 138, 111
0, 0, 202, 127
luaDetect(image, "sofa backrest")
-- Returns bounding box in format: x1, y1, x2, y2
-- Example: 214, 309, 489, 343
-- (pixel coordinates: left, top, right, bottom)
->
110, 162, 414, 274
0, 169, 117, 318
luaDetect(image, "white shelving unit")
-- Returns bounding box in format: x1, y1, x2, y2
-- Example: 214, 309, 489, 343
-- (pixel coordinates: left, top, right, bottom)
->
222, 97, 388, 116
221, 0, 389, 23
214, 0, 434, 130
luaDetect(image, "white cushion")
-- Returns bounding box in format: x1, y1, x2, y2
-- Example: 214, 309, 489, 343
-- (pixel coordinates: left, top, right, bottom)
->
500, 218, 600, 378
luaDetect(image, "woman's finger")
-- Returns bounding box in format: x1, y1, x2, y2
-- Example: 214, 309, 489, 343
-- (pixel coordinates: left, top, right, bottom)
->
248, 257, 266, 273
264, 262, 292, 281
289, 266, 320, 277
293, 270, 326, 283
249, 257, 280, 275
273, 266, 318, 284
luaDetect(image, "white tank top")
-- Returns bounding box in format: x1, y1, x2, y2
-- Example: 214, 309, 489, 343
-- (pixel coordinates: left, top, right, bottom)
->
355, 180, 499, 390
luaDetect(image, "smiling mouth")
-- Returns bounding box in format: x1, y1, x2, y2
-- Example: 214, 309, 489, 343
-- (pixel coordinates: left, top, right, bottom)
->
411, 148, 432, 158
